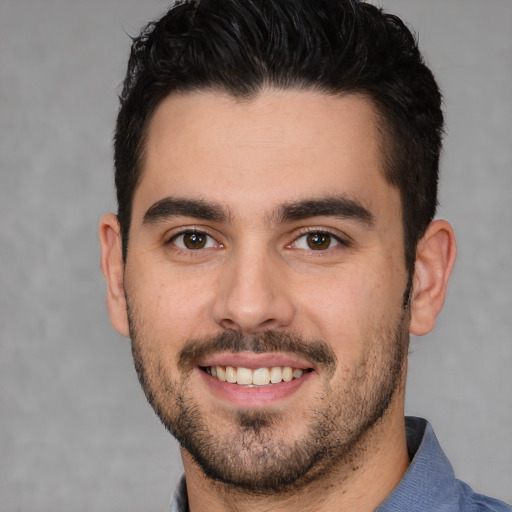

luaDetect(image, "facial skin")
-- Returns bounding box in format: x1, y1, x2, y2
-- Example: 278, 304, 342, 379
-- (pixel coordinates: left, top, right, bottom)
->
100, 90, 456, 511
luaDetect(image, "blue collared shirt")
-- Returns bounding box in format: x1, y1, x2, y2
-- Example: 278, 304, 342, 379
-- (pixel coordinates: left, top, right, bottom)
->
169, 417, 511, 511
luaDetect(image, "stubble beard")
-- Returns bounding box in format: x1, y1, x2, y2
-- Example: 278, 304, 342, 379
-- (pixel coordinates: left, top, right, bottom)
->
128, 307, 409, 495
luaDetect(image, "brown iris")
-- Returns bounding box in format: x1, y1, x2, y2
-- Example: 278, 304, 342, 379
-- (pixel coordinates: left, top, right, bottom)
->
182, 232, 208, 249
306, 232, 332, 250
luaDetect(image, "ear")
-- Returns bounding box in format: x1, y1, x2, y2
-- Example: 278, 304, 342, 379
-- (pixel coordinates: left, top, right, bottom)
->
409, 219, 457, 336
99, 213, 130, 337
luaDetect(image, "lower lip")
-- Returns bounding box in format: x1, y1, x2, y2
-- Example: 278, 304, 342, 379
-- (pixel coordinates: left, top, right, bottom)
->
198, 368, 315, 407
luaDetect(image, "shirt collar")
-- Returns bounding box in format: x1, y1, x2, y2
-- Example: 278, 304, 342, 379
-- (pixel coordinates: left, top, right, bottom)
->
168, 474, 189, 512
376, 416, 459, 511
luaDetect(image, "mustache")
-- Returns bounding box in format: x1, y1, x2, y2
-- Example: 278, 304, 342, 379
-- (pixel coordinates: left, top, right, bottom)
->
178, 330, 337, 374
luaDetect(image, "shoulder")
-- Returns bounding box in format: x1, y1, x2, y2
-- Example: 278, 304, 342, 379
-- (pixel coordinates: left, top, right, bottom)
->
377, 418, 511, 512
455, 479, 511, 512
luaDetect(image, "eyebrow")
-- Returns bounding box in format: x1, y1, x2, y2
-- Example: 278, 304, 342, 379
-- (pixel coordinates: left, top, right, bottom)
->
142, 194, 374, 228
143, 197, 229, 224
274, 196, 375, 227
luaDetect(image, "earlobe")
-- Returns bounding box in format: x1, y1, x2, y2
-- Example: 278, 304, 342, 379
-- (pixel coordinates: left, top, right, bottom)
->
99, 213, 130, 337
409, 220, 457, 336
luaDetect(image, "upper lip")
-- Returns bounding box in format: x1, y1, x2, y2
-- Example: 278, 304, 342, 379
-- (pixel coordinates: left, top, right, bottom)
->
198, 351, 315, 371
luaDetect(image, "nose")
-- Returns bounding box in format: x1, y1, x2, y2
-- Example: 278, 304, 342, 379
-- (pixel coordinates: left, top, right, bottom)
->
211, 247, 295, 334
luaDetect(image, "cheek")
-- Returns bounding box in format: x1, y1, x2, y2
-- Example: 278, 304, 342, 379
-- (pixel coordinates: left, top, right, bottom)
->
293, 261, 404, 355
126, 265, 218, 343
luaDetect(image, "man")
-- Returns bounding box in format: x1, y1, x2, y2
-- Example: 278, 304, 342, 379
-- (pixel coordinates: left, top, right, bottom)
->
99, 0, 511, 510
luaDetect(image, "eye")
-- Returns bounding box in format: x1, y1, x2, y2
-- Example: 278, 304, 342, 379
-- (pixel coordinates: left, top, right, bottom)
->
170, 230, 217, 250
293, 231, 342, 251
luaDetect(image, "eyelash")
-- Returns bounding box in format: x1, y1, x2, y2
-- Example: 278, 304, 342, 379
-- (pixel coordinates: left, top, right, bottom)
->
165, 227, 350, 254
290, 229, 350, 251
167, 229, 220, 251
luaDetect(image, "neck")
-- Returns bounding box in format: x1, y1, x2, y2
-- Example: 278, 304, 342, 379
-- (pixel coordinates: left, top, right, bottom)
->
182, 399, 409, 512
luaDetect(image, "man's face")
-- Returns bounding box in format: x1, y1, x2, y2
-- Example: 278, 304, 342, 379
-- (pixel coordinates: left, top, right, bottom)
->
120, 90, 411, 491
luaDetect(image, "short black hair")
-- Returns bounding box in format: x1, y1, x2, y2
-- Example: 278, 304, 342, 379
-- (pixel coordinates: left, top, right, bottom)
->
114, 0, 444, 274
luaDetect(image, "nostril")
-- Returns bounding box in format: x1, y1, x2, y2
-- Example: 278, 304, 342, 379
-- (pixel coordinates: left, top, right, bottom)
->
217, 318, 242, 332
217, 316, 281, 335
211, 267, 296, 333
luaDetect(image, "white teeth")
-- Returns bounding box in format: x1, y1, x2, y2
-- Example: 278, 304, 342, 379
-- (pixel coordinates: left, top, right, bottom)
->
217, 366, 226, 382
292, 368, 304, 379
225, 366, 237, 383
270, 366, 282, 384
236, 367, 253, 385
207, 365, 307, 386
253, 368, 270, 386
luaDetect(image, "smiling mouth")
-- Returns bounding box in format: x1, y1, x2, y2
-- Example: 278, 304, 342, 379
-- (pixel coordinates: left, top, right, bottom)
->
201, 366, 313, 386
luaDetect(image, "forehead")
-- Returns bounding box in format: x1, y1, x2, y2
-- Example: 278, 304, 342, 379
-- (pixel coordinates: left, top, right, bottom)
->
135, 89, 398, 223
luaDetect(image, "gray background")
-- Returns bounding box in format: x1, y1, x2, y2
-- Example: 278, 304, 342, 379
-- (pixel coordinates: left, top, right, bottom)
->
0, 0, 510, 510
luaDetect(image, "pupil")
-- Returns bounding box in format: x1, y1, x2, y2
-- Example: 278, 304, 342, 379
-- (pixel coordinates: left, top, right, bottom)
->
307, 233, 330, 250
184, 232, 206, 249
